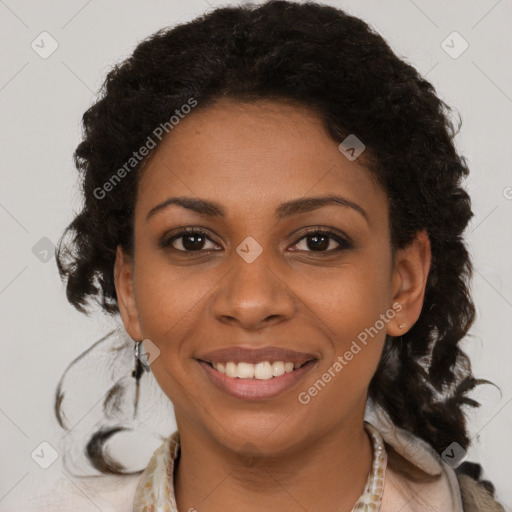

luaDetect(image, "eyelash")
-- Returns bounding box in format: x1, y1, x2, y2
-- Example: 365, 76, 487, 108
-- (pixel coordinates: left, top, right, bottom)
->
159, 227, 353, 255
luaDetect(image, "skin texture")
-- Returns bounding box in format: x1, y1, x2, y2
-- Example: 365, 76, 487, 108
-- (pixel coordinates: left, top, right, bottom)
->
115, 99, 431, 512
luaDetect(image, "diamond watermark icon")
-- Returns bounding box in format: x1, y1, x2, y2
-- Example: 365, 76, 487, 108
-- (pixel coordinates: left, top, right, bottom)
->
31, 31, 59, 59
236, 236, 263, 263
441, 31, 469, 59
338, 134, 365, 161
441, 442, 467, 468
31, 441, 59, 469
32, 237, 55, 263
137, 339, 161, 370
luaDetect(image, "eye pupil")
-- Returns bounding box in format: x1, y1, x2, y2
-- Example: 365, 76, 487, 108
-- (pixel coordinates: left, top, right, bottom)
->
307, 234, 330, 251
182, 233, 205, 251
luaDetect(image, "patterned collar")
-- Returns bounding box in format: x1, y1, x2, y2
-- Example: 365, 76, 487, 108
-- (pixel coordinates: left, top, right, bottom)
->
133, 421, 387, 512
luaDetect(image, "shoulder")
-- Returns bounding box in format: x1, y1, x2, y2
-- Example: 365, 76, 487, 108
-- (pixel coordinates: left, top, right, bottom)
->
381, 443, 506, 512
381, 445, 464, 512
365, 402, 506, 512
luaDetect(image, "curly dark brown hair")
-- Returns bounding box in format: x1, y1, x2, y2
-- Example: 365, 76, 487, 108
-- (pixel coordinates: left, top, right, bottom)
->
55, 0, 500, 497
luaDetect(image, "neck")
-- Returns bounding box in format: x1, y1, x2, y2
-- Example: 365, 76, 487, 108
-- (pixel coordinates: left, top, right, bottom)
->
173, 409, 373, 512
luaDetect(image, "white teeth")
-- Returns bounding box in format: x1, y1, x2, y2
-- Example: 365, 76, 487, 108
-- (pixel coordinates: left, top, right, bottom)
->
212, 360, 301, 379
225, 362, 238, 378
254, 361, 273, 379
272, 361, 285, 377
237, 362, 255, 378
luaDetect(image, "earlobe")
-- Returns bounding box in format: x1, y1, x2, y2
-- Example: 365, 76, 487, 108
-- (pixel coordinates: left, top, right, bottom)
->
114, 245, 143, 341
387, 230, 431, 337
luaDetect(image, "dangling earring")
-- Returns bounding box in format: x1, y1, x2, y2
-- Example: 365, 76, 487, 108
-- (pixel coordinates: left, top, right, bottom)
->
131, 341, 150, 418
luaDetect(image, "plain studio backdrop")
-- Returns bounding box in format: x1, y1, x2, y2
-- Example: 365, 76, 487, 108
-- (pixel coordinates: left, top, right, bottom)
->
1, 0, 511, 510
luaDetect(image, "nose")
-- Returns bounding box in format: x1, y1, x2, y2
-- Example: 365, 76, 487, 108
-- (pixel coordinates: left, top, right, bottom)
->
211, 250, 296, 330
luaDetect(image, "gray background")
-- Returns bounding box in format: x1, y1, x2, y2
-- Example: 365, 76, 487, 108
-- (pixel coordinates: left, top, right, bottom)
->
1, 0, 511, 509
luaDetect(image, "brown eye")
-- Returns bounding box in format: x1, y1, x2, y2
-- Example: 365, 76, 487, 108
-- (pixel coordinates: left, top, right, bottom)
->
160, 228, 218, 252
290, 229, 352, 253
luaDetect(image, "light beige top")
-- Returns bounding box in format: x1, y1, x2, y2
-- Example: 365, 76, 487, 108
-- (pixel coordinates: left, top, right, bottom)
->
130, 401, 467, 511
6, 403, 466, 512
133, 421, 387, 512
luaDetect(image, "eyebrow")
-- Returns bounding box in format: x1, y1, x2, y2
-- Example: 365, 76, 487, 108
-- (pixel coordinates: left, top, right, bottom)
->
146, 194, 368, 222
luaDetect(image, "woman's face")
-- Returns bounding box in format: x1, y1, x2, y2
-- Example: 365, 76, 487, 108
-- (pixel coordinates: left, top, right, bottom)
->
116, 99, 427, 455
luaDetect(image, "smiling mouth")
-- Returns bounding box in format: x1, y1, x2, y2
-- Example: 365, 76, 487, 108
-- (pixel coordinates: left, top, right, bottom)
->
198, 359, 316, 380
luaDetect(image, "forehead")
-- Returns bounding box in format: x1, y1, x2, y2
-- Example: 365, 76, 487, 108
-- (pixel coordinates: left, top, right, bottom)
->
136, 99, 387, 224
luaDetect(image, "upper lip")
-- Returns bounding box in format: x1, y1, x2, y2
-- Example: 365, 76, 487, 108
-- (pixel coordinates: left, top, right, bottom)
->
196, 346, 318, 365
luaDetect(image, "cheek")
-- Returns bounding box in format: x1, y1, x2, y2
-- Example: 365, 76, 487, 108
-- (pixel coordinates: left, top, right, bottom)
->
132, 249, 216, 330
298, 284, 389, 420
131, 260, 213, 404
300, 258, 392, 396
309, 259, 392, 334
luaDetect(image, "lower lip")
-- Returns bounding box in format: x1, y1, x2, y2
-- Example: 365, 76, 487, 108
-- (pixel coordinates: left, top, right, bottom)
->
197, 360, 317, 401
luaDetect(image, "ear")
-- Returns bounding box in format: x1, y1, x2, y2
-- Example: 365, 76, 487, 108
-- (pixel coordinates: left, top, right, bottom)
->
114, 245, 143, 341
386, 230, 431, 337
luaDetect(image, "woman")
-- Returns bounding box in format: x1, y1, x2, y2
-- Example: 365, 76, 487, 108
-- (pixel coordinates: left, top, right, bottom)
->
54, 1, 506, 510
